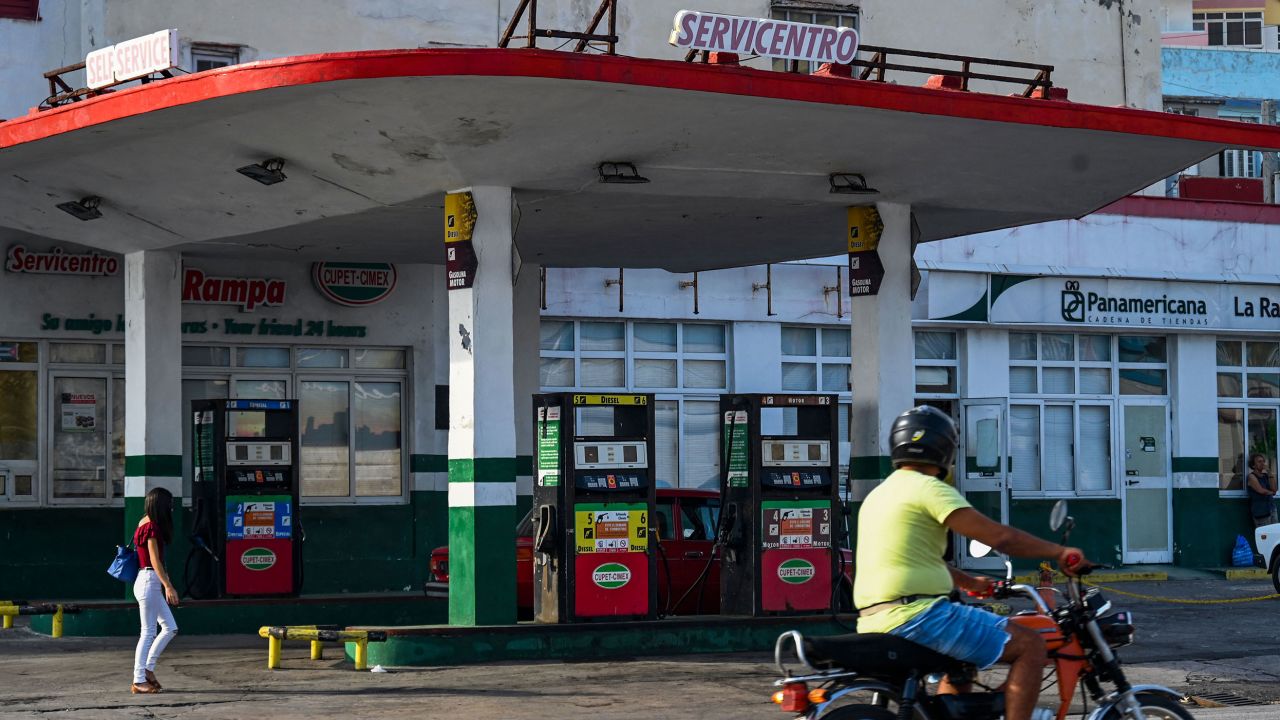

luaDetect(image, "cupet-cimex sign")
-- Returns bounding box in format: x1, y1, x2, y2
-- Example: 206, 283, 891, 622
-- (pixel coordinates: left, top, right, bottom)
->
311, 262, 397, 307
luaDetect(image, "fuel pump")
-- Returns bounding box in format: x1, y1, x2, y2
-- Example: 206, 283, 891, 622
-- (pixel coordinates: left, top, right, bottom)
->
532, 393, 657, 623
719, 394, 840, 616
189, 399, 302, 597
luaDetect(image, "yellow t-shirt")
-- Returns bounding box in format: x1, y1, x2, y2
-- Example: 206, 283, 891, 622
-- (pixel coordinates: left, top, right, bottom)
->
854, 468, 972, 634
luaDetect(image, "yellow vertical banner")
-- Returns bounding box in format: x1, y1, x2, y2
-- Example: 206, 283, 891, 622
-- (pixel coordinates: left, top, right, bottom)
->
445, 192, 478, 290
847, 206, 886, 297
847, 206, 883, 253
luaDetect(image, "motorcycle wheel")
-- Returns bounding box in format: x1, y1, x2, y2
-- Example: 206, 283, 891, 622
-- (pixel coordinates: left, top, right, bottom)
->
816, 705, 897, 720
1099, 692, 1197, 720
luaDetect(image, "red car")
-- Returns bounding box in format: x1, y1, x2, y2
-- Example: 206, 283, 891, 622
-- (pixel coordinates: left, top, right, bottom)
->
426, 488, 853, 616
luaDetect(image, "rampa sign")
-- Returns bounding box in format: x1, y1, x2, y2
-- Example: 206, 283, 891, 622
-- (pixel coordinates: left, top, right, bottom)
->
669, 10, 859, 66
85, 29, 179, 90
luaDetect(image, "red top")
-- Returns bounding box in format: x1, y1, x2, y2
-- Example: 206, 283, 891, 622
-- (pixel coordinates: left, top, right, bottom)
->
133, 521, 163, 570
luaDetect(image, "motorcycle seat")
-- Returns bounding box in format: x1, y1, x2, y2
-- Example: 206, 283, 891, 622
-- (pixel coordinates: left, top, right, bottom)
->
802, 633, 973, 678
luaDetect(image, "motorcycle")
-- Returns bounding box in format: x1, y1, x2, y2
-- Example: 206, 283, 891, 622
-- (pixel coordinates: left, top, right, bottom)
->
769, 501, 1194, 720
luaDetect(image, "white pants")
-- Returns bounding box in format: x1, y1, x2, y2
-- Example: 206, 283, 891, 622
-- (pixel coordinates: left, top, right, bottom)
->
133, 569, 178, 684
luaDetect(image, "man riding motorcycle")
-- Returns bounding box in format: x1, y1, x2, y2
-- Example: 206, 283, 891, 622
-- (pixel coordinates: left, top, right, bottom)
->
854, 406, 1090, 720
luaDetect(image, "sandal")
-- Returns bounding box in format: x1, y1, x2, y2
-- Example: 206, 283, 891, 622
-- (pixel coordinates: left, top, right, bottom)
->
145, 670, 162, 690
130, 682, 160, 694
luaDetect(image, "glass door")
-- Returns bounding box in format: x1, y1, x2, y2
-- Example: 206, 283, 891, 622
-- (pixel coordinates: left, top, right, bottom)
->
50, 375, 112, 502
959, 399, 1008, 570
1121, 402, 1173, 564
0, 368, 39, 502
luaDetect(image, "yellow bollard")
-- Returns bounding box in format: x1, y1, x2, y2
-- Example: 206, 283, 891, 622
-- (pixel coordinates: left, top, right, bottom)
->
310, 640, 324, 661
353, 638, 368, 671
2, 614, 12, 630
268, 635, 282, 669
51, 605, 63, 639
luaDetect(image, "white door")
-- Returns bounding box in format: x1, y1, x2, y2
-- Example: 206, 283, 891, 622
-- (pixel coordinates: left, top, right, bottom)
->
1120, 402, 1173, 564
958, 399, 1009, 570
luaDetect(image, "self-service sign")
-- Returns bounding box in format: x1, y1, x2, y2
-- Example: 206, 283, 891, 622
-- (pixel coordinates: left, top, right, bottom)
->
574, 503, 649, 616
225, 495, 294, 595
225, 496, 293, 540
86, 29, 179, 90
760, 500, 832, 612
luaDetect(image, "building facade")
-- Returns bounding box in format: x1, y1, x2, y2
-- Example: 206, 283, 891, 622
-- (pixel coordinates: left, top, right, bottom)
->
8, 0, 1257, 603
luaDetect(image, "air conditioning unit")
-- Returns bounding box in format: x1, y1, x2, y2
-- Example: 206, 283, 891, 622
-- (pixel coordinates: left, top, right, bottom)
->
1266, 25, 1279, 49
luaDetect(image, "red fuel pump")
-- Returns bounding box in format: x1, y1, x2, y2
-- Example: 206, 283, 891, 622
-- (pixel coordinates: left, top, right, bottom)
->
531, 393, 657, 622
720, 394, 840, 615
190, 399, 301, 597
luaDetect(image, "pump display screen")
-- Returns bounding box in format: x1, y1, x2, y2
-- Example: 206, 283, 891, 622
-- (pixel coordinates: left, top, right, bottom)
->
226, 409, 296, 439
228, 411, 267, 438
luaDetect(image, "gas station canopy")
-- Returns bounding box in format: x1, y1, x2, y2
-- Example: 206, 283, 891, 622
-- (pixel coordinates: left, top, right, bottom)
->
3, 48, 1280, 271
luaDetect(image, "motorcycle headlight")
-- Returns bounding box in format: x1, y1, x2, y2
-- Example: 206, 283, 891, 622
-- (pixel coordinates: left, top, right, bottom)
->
1097, 611, 1135, 648
1084, 587, 1112, 616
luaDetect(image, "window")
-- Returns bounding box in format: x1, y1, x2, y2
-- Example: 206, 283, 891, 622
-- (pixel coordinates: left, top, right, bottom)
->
914, 331, 958, 397
0, 1, 39, 20
770, 6, 859, 73
679, 497, 721, 540
781, 326, 850, 393
182, 345, 409, 503
1220, 121, 1263, 179
1194, 12, 1263, 47
539, 319, 730, 489
1009, 401, 1113, 495
1218, 339, 1280, 493
1010, 333, 1165, 397
191, 44, 240, 72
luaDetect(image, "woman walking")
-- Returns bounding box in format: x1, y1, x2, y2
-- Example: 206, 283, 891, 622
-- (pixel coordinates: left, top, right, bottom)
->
131, 487, 179, 694
1248, 453, 1279, 528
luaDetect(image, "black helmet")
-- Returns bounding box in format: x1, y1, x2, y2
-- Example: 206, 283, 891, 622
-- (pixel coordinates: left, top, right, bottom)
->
890, 405, 958, 469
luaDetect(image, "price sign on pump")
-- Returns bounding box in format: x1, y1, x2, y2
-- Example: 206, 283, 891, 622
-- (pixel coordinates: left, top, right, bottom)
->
575, 503, 649, 554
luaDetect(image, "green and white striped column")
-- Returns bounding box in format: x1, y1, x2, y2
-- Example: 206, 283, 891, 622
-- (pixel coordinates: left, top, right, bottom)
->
123, 250, 184, 597
446, 186, 519, 626
849, 203, 916, 501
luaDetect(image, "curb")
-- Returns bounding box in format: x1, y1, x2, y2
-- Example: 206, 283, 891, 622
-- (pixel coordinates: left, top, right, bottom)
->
1223, 568, 1269, 580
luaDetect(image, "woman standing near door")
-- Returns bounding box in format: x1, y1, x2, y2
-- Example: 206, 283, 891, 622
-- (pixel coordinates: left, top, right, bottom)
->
131, 487, 179, 694
1247, 453, 1278, 527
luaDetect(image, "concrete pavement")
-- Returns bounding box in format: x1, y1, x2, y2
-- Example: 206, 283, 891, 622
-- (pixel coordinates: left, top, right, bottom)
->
5, 577, 1280, 719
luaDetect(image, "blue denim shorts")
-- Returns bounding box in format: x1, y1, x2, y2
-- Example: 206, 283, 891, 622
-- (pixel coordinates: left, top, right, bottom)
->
888, 599, 1011, 670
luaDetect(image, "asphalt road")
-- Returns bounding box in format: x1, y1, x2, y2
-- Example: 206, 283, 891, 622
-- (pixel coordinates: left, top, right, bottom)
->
3, 577, 1280, 719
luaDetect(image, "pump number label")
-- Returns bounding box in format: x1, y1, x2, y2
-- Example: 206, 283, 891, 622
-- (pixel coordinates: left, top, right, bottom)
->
575, 503, 648, 554
761, 500, 831, 550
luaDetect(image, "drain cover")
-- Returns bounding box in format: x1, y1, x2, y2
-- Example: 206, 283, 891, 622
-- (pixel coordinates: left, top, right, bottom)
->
1189, 691, 1264, 708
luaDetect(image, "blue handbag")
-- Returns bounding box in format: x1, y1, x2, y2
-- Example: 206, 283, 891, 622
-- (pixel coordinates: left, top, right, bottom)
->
107, 543, 139, 583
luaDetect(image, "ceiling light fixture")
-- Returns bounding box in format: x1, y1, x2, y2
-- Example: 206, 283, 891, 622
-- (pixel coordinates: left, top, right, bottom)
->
237, 158, 287, 185
828, 173, 879, 195
598, 162, 650, 184
56, 195, 103, 221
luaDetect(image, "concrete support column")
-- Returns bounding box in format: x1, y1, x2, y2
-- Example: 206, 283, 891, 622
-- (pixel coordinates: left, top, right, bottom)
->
849, 203, 915, 501
447, 186, 519, 626
1169, 334, 1221, 566
514, 261, 540, 520
123, 250, 183, 555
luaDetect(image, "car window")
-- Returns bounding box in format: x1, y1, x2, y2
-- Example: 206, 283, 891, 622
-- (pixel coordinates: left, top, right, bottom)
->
654, 499, 675, 540
516, 508, 535, 536
679, 498, 720, 541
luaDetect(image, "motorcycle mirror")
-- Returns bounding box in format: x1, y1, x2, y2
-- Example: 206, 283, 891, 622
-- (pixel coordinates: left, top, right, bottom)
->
1050, 500, 1069, 531
968, 539, 994, 558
